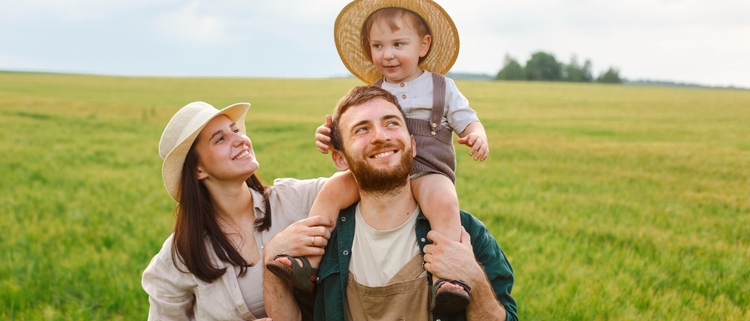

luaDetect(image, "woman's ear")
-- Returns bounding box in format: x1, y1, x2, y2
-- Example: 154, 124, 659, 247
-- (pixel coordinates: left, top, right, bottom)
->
331, 150, 350, 172
196, 163, 208, 180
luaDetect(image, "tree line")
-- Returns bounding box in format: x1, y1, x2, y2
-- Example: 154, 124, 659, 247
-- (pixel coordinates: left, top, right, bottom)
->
496, 52, 623, 84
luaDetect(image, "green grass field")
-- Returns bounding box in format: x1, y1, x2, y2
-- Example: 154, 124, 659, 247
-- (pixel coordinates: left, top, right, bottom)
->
1, 72, 748, 320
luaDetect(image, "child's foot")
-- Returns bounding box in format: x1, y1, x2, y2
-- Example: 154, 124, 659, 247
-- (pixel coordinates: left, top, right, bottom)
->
265, 254, 318, 292
430, 278, 472, 314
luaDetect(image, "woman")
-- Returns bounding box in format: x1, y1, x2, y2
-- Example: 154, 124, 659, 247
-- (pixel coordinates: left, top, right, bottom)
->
142, 101, 339, 320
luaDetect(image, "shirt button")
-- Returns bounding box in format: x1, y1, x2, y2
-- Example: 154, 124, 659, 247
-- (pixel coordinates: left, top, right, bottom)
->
420, 238, 426, 243
432, 122, 437, 128
431, 131, 436, 136
343, 250, 349, 256
401, 94, 406, 99
399, 83, 405, 87
341, 216, 347, 222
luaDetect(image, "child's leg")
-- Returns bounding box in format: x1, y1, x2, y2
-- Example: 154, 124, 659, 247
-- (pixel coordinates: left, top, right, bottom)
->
411, 173, 470, 313
411, 173, 461, 242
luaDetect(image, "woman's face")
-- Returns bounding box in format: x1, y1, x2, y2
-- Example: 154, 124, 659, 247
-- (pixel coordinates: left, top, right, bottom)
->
194, 115, 258, 183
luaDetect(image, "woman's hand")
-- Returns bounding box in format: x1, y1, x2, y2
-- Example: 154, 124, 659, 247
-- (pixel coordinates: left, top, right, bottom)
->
263, 216, 333, 265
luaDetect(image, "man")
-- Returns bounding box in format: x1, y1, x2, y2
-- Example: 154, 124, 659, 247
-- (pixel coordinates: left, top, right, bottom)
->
264, 86, 517, 320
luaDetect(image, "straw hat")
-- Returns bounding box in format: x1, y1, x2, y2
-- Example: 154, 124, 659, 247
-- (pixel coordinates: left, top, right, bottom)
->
334, 0, 460, 84
159, 101, 250, 201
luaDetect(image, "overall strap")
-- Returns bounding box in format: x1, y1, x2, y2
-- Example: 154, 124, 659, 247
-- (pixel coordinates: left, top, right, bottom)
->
430, 73, 446, 131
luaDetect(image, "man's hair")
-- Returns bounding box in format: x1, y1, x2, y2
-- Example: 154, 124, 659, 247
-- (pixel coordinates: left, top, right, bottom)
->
361, 7, 432, 64
330, 85, 407, 151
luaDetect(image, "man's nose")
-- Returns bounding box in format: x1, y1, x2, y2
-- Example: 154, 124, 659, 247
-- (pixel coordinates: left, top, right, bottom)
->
371, 125, 391, 142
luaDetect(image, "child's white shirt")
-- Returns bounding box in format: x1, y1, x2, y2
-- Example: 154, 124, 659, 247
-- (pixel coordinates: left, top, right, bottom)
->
381, 71, 479, 134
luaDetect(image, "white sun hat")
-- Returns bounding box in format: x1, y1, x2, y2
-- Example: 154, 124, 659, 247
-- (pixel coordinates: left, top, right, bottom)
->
159, 101, 250, 201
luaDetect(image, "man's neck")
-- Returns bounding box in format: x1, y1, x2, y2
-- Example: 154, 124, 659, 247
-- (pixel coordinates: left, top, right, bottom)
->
357, 183, 418, 230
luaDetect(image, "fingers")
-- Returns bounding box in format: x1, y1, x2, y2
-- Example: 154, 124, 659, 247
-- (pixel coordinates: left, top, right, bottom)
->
426, 229, 448, 246
459, 227, 470, 244
324, 114, 332, 127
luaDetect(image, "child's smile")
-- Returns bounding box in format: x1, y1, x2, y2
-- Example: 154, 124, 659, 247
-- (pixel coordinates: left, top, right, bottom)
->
368, 18, 431, 84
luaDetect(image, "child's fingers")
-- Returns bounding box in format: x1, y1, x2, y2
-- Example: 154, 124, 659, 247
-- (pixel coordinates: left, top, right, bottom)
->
316, 141, 330, 154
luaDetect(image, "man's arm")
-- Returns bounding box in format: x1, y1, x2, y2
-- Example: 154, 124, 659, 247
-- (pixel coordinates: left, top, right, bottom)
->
423, 227, 512, 320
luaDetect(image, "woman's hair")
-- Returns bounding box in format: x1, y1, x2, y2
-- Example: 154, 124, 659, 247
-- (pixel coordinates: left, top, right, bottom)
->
360, 7, 432, 64
170, 140, 273, 283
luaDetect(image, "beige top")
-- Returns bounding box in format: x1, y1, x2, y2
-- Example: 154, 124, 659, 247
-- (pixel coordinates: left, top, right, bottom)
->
349, 205, 421, 286
142, 177, 326, 320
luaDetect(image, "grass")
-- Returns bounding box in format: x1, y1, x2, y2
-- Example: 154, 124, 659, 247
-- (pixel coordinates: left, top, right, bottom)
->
1, 73, 748, 320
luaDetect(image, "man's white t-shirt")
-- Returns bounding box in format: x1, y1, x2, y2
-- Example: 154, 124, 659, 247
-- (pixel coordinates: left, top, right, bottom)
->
348, 205, 422, 287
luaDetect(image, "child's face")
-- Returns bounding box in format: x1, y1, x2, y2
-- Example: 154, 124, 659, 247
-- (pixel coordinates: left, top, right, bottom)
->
368, 16, 431, 84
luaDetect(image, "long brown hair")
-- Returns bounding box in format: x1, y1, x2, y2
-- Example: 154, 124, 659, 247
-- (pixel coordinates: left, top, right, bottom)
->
170, 141, 273, 283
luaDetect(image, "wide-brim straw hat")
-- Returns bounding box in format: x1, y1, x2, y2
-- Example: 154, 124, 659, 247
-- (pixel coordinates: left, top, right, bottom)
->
159, 101, 250, 202
334, 0, 460, 84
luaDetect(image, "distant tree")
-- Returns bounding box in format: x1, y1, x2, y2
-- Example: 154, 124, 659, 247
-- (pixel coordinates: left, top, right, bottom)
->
562, 55, 593, 82
581, 59, 593, 82
495, 54, 524, 80
525, 52, 562, 81
597, 67, 623, 84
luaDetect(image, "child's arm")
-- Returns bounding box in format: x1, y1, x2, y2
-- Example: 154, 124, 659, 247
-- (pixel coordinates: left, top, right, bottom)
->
457, 121, 489, 161
315, 115, 333, 154
308, 170, 359, 227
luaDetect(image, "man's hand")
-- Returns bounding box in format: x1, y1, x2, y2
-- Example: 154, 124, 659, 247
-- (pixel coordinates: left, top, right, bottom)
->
423, 227, 484, 287
315, 114, 333, 154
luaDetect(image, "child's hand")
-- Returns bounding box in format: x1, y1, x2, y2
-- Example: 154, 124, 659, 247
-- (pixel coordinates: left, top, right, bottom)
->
457, 133, 489, 161
315, 115, 333, 154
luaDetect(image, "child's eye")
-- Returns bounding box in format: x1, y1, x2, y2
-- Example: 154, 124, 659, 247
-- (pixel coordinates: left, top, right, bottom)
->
215, 136, 225, 143
394, 42, 403, 47
232, 128, 240, 133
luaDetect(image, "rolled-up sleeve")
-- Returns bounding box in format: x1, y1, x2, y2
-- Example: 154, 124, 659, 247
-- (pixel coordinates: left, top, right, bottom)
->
142, 235, 196, 321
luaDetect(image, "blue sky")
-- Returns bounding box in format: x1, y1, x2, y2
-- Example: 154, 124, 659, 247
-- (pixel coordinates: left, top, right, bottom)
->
2, 0, 748, 87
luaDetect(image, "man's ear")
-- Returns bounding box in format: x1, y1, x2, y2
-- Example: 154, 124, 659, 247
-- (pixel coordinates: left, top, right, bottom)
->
419, 34, 432, 57
411, 135, 417, 158
331, 150, 350, 172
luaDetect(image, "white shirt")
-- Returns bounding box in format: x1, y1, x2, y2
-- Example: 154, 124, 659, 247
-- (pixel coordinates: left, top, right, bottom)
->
381, 71, 480, 134
349, 205, 421, 287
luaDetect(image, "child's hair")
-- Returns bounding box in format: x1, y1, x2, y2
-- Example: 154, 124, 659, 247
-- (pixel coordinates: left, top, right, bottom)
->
360, 7, 432, 64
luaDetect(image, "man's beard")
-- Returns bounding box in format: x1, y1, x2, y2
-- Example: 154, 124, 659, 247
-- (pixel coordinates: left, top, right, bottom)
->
345, 143, 413, 195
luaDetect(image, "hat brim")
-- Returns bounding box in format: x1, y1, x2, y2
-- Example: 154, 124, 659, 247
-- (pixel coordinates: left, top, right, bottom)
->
334, 0, 460, 84
162, 103, 250, 202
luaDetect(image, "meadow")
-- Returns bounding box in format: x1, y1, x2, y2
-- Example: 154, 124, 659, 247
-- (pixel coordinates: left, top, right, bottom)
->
1, 72, 748, 320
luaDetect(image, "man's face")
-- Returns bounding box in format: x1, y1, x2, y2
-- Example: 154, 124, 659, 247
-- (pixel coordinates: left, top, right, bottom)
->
334, 97, 415, 194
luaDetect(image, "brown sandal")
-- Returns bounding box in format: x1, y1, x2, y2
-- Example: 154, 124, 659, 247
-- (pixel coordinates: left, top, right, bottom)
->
265, 254, 318, 293
430, 278, 472, 314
